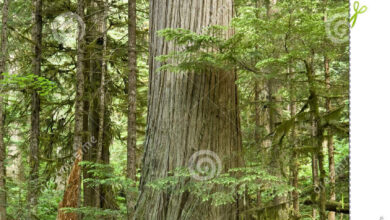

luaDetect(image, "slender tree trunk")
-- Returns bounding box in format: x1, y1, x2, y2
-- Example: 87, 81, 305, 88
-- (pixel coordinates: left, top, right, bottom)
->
254, 0, 264, 211
96, 0, 107, 166
73, 3, 86, 154
289, 67, 300, 219
6, 130, 24, 182
126, 0, 137, 219
324, 56, 336, 220
95, 0, 108, 208
99, 67, 117, 216
28, 0, 42, 218
0, 0, 9, 219
311, 119, 319, 220
82, 0, 91, 208
100, 107, 118, 214
254, 83, 261, 149
314, 121, 327, 220
134, 0, 243, 219
311, 75, 321, 220
291, 115, 300, 219
5, 66, 24, 184
73, 0, 86, 158
254, 82, 263, 210
74, 0, 85, 173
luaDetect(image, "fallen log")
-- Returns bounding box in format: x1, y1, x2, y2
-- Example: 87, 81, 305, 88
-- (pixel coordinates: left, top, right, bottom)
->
303, 199, 349, 214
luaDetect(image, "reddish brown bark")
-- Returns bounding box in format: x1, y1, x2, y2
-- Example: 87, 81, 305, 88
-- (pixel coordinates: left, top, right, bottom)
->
57, 149, 83, 220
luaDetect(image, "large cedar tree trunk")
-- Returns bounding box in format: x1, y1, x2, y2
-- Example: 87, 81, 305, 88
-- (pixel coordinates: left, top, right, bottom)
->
134, 0, 243, 219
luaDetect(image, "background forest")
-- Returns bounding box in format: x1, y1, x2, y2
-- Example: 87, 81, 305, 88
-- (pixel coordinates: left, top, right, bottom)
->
0, 0, 349, 219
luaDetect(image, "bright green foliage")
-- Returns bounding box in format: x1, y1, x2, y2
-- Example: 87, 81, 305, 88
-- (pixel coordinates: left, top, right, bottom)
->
146, 165, 292, 207
1, 73, 56, 96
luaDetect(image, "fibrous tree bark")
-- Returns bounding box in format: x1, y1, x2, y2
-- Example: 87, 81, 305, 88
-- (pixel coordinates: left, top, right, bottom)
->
126, 0, 137, 218
134, 0, 243, 219
0, 0, 9, 219
57, 148, 83, 220
28, 0, 42, 218
311, 119, 319, 220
